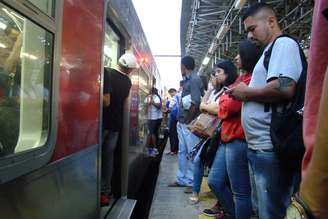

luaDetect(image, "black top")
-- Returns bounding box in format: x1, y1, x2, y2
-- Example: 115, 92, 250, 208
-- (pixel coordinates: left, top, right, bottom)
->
103, 68, 132, 131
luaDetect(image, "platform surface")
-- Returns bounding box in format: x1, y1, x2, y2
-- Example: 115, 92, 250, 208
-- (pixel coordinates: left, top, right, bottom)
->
149, 144, 216, 219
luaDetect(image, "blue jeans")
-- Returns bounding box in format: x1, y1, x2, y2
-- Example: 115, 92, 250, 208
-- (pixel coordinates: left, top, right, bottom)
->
176, 122, 201, 186
208, 140, 252, 219
226, 140, 252, 219
248, 149, 301, 219
208, 143, 234, 216
192, 143, 205, 194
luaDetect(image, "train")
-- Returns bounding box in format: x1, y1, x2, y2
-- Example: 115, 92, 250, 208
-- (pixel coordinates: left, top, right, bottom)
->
0, 0, 161, 218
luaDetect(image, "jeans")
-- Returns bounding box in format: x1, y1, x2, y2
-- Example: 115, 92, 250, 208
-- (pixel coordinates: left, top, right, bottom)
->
176, 122, 201, 186
248, 149, 301, 219
169, 119, 179, 152
226, 140, 252, 219
192, 144, 205, 194
101, 130, 119, 193
208, 144, 234, 216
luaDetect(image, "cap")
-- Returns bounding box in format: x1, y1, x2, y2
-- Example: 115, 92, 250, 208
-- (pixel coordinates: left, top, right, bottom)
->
118, 53, 140, 69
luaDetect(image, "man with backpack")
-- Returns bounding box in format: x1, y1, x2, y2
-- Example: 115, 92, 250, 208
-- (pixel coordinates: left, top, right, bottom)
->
228, 3, 307, 219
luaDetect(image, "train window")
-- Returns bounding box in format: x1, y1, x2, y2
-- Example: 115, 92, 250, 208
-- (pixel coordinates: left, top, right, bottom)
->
137, 72, 149, 145
28, 0, 55, 17
0, 3, 53, 157
104, 25, 120, 68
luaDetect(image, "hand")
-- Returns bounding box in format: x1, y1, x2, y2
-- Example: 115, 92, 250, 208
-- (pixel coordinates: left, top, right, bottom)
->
199, 102, 204, 112
226, 82, 249, 101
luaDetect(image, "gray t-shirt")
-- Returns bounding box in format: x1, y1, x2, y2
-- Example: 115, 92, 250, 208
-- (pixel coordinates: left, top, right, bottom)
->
178, 72, 204, 124
242, 37, 303, 150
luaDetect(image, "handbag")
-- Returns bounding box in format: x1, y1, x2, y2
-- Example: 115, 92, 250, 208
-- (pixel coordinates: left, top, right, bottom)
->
188, 113, 220, 138
200, 122, 221, 168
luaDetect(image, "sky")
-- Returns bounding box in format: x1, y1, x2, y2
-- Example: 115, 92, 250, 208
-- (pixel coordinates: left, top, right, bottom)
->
132, 0, 182, 90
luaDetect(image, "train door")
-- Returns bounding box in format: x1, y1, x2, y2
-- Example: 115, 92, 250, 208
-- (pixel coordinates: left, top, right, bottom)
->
101, 14, 137, 217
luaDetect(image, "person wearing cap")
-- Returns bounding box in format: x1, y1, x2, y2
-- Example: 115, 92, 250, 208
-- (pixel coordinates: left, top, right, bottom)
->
101, 53, 139, 206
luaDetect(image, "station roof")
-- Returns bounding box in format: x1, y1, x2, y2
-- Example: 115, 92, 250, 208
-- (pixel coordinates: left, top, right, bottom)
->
180, 0, 314, 75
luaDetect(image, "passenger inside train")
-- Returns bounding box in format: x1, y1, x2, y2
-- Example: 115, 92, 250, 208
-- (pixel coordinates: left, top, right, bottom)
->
101, 53, 139, 206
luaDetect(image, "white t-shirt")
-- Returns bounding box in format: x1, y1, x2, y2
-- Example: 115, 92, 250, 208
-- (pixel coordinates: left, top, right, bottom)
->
242, 37, 303, 150
144, 94, 163, 120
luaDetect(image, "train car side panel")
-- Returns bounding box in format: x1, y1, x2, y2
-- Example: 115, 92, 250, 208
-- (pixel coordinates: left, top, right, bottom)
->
52, 0, 104, 161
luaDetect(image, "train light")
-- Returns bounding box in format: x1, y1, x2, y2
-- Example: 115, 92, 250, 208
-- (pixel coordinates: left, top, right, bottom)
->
202, 56, 210, 65
138, 56, 149, 64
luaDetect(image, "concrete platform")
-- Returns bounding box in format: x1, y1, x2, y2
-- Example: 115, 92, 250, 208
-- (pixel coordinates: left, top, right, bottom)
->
149, 144, 216, 219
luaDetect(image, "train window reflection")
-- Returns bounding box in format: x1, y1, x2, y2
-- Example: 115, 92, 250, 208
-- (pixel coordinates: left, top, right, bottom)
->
104, 25, 119, 68
0, 3, 53, 157
138, 73, 149, 146
28, 0, 55, 17
129, 71, 149, 148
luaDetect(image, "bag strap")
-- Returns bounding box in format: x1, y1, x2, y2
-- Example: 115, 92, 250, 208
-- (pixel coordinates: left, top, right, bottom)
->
263, 34, 308, 113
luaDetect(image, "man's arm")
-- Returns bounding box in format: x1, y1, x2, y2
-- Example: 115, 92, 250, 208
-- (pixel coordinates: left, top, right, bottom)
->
228, 76, 296, 103
103, 93, 110, 107
185, 77, 203, 123
103, 69, 111, 107
185, 104, 198, 124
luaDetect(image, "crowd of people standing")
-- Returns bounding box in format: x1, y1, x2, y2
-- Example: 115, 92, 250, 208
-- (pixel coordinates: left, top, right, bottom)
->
167, 3, 309, 219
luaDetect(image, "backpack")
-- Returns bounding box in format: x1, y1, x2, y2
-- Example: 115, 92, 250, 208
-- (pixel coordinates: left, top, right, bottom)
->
264, 35, 307, 171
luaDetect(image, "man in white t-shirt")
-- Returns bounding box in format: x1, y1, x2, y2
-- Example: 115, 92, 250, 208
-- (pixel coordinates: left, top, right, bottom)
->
227, 3, 303, 219
144, 87, 163, 157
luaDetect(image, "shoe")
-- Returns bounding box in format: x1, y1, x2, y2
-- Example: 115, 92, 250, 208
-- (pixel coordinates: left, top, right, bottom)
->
202, 201, 223, 216
100, 193, 109, 207
189, 193, 199, 204
168, 181, 186, 187
147, 148, 157, 157
184, 186, 192, 194
153, 148, 159, 155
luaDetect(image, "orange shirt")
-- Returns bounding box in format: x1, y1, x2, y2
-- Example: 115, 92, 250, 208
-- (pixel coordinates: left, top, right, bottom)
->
218, 73, 252, 143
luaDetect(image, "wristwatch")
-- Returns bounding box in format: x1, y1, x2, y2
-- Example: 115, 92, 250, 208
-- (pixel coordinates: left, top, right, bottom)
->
285, 194, 315, 219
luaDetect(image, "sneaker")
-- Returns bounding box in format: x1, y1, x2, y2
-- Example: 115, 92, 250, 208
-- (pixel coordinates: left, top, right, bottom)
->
153, 148, 159, 155
147, 148, 157, 157
189, 193, 199, 204
168, 181, 186, 187
202, 202, 223, 216
100, 193, 109, 207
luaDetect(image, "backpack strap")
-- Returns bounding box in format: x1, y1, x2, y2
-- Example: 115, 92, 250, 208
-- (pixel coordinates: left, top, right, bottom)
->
263, 34, 291, 71
263, 34, 308, 112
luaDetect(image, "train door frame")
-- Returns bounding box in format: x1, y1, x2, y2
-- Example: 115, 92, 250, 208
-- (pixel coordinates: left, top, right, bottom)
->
0, 0, 63, 184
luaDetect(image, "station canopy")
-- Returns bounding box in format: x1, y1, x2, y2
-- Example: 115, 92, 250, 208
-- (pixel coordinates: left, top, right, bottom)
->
180, 0, 314, 75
